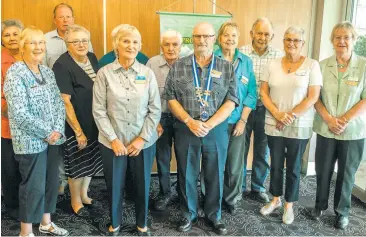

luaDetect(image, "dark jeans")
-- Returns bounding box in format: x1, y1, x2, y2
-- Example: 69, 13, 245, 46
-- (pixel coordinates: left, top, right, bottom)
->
15, 145, 60, 223
100, 143, 155, 228
174, 120, 229, 222
156, 113, 175, 197
315, 135, 364, 217
242, 105, 270, 192
223, 124, 246, 205
1, 138, 21, 211
267, 135, 309, 202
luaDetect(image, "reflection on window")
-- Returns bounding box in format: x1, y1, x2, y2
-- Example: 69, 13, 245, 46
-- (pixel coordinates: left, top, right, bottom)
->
352, 0, 366, 57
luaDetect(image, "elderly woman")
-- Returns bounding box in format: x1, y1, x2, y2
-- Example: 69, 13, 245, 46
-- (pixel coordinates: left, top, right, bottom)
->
52, 24, 102, 217
311, 21, 366, 229
93, 24, 161, 236
214, 22, 257, 214
3, 26, 68, 237
1, 19, 23, 220
259, 26, 322, 224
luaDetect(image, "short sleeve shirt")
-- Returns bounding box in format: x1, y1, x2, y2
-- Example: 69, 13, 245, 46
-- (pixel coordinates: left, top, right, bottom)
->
162, 54, 239, 119
261, 57, 323, 139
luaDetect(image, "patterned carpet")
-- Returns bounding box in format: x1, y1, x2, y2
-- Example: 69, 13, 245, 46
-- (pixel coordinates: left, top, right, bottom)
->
2, 174, 366, 236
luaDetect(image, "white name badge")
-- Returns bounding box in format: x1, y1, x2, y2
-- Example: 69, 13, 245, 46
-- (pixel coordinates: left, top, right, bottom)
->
295, 69, 307, 76
348, 76, 359, 82
241, 76, 249, 84
211, 69, 222, 78
135, 75, 146, 84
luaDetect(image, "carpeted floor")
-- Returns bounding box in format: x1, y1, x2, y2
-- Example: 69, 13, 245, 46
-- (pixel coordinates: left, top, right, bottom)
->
2, 174, 366, 236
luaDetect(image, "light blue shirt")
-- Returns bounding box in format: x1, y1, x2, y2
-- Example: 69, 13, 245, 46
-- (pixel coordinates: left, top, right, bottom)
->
215, 48, 257, 124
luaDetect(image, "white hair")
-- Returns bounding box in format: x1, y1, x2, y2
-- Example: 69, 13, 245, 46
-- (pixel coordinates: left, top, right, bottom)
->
160, 30, 183, 45
111, 24, 130, 38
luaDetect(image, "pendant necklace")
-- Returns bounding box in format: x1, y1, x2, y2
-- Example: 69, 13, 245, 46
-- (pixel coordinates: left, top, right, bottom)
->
24, 61, 46, 85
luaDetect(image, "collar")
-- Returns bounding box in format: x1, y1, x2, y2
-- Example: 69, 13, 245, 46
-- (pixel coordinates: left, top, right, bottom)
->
112, 58, 140, 73
249, 44, 274, 56
184, 53, 215, 67
158, 54, 170, 67
49, 29, 63, 39
215, 47, 242, 62
327, 53, 359, 79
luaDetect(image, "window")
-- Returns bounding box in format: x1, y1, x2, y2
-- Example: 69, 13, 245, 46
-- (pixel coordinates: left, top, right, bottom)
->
351, 0, 366, 56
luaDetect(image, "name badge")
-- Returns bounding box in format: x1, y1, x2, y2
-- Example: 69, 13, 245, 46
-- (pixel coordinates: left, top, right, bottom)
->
345, 80, 358, 86
241, 75, 249, 85
347, 76, 359, 82
295, 69, 307, 76
211, 69, 222, 78
135, 75, 146, 84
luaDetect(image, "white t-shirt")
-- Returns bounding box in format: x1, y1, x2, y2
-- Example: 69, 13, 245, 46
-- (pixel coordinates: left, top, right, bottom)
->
260, 57, 323, 139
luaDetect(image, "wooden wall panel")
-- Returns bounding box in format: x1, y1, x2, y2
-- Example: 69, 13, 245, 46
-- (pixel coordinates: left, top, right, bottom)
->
106, 0, 213, 57
216, 0, 313, 55
1, 0, 104, 59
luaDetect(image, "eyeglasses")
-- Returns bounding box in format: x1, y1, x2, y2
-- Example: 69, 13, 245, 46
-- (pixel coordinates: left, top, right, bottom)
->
192, 34, 215, 40
24, 41, 46, 47
284, 38, 303, 45
67, 39, 89, 46
334, 36, 352, 42
162, 43, 180, 48
255, 32, 272, 39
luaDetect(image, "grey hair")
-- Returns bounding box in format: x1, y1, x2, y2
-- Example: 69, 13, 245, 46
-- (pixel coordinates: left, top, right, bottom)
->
284, 26, 305, 40
64, 24, 90, 43
160, 29, 183, 45
1, 19, 24, 35
330, 21, 358, 42
112, 24, 141, 58
251, 17, 274, 32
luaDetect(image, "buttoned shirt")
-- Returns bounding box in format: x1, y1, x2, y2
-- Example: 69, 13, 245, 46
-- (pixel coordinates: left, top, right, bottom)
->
313, 54, 366, 140
4, 62, 66, 154
215, 48, 257, 124
99, 50, 150, 68
44, 29, 93, 69
261, 57, 323, 139
146, 54, 172, 113
163, 54, 239, 119
93, 59, 161, 150
239, 44, 284, 105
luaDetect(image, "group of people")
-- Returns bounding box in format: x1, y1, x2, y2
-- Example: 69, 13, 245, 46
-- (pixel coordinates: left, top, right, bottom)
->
1, 2, 365, 237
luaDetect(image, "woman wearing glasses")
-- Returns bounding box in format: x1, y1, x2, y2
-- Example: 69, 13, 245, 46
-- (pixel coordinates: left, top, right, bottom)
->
53, 24, 102, 217
4, 26, 68, 237
259, 26, 322, 224
311, 22, 366, 230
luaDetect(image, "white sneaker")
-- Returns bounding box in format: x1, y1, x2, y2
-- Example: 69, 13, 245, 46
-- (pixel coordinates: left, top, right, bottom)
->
260, 200, 282, 216
282, 207, 295, 224
39, 222, 69, 236
19, 233, 34, 237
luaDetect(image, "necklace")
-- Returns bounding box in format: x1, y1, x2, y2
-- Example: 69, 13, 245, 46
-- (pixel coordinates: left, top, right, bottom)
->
24, 61, 46, 85
337, 63, 348, 69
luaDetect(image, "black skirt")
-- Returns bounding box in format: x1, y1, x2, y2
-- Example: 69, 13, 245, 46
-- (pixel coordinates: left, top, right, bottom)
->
64, 136, 103, 179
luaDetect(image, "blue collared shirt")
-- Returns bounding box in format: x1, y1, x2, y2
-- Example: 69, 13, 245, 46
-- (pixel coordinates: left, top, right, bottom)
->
215, 48, 257, 124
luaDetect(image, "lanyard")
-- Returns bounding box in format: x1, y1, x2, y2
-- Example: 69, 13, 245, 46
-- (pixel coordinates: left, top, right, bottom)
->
192, 55, 215, 107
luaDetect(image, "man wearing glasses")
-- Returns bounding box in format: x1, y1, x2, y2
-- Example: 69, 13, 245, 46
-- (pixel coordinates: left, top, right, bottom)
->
44, 3, 94, 196
45, 3, 93, 69
163, 22, 238, 235
146, 30, 183, 211
239, 17, 283, 203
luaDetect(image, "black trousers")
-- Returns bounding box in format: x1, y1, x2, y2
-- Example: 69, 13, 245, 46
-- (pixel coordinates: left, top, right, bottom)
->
100, 143, 155, 229
15, 145, 60, 223
267, 136, 309, 202
1, 138, 21, 210
315, 134, 365, 216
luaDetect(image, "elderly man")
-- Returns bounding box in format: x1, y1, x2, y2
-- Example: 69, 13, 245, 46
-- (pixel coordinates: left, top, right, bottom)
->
163, 22, 238, 235
44, 3, 94, 195
45, 3, 93, 69
239, 17, 283, 203
146, 30, 182, 211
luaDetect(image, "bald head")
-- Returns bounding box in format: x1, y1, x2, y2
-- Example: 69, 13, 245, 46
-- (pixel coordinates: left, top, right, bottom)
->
192, 22, 216, 56
250, 17, 274, 55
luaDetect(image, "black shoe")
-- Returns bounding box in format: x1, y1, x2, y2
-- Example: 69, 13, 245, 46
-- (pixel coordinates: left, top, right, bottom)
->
311, 208, 323, 221
83, 199, 98, 208
251, 191, 270, 203
177, 217, 197, 232
224, 202, 238, 215
106, 225, 120, 236
74, 207, 90, 217
206, 219, 228, 235
137, 228, 151, 236
335, 215, 349, 230
154, 195, 171, 211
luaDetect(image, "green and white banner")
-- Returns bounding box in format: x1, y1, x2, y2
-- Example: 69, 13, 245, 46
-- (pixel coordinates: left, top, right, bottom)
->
159, 12, 232, 57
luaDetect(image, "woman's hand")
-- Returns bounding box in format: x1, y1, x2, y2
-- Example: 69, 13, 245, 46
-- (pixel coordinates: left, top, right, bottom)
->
327, 117, 348, 135
157, 123, 164, 137
276, 121, 286, 131
111, 138, 128, 156
232, 120, 246, 137
76, 132, 87, 150
127, 137, 145, 156
274, 111, 295, 126
46, 131, 61, 145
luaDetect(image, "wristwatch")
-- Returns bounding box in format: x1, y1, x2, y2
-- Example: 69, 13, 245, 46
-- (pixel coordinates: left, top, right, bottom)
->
239, 119, 247, 124
291, 112, 297, 119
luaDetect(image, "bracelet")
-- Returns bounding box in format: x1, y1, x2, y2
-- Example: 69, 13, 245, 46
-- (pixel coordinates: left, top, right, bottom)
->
75, 131, 83, 137
239, 119, 247, 124
291, 112, 297, 119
